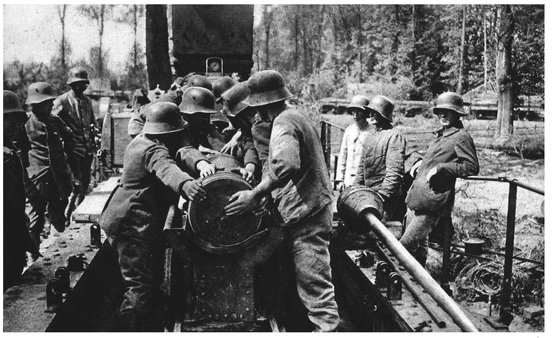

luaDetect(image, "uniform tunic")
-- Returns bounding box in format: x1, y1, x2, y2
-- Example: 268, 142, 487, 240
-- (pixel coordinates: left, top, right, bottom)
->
353, 127, 406, 216
336, 123, 370, 186
262, 106, 340, 331
100, 133, 195, 330
3, 139, 37, 288
400, 122, 479, 266
53, 91, 97, 158
25, 113, 73, 237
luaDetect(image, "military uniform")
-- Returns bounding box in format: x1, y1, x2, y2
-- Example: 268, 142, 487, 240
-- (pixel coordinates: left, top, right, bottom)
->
53, 90, 96, 201
264, 107, 339, 332
354, 127, 406, 217
101, 133, 195, 331
25, 113, 73, 244
400, 92, 479, 267
337, 123, 371, 186
3, 138, 37, 288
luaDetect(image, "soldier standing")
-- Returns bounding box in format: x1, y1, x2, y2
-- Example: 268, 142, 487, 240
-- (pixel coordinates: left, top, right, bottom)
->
52, 67, 97, 223
100, 102, 208, 331
336, 95, 371, 189
400, 92, 479, 267
353, 95, 406, 220
25, 82, 73, 247
225, 70, 340, 332
3, 91, 40, 288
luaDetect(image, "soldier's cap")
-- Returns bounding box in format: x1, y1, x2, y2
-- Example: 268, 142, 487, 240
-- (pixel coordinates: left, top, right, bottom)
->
142, 102, 187, 135
67, 67, 90, 85
4, 90, 26, 114
184, 75, 213, 92
221, 82, 252, 118
26, 82, 57, 105
244, 70, 293, 107
214, 76, 237, 103
432, 91, 468, 116
347, 95, 370, 112
179, 87, 218, 115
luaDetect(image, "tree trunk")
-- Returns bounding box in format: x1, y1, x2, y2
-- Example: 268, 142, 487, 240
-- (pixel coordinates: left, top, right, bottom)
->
358, 5, 363, 83
58, 5, 67, 72
133, 5, 138, 69
145, 5, 172, 90
263, 5, 272, 70
483, 16, 488, 89
495, 5, 514, 139
294, 11, 299, 70
98, 5, 105, 77
457, 5, 466, 94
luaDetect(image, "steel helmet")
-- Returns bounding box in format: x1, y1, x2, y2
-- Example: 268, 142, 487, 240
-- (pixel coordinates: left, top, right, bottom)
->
3, 90, 26, 114
221, 82, 251, 117
67, 67, 90, 85
347, 95, 370, 112
366, 95, 395, 122
245, 70, 293, 107
185, 75, 213, 92
142, 102, 186, 135
432, 92, 467, 115
26, 82, 57, 105
179, 87, 218, 115
213, 76, 237, 103
157, 91, 182, 106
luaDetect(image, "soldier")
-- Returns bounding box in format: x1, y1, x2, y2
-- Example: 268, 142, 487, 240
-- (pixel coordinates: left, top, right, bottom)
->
220, 82, 260, 183
225, 70, 340, 332
183, 74, 213, 92
335, 95, 371, 189
53, 67, 97, 223
179, 87, 226, 152
100, 102, 209, 331
213, 76, 238, 142
128, 91, 182, 139
353, 95, 406, 220
400, 92, 479, 267
3, 91, 40, 288
25, 82, 73, 248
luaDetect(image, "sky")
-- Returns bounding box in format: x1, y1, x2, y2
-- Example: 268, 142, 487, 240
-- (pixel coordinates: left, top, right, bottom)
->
2, 4, 264, 75
3, 4, 146, 73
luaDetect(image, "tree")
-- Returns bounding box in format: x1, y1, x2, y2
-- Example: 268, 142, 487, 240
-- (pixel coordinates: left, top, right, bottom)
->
57, 5, 70, 73
495, 5, 514, 139
114, 4, 147, 89
457, 5, 466, 93
145, 5, 171, 90
263, 5, 274, 70
79, 4, 113, 77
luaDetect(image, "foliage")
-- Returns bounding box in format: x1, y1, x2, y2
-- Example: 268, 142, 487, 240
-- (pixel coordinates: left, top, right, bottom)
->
254, 4, 544, 102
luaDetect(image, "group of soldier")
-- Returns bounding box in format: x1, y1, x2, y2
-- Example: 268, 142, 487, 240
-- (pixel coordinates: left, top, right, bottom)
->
336, 91, 479, 269
4, 68, 97, 289
4, 66, 479, 332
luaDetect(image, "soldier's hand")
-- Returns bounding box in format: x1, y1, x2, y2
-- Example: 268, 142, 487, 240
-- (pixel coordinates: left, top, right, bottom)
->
240, 163, 256, 184
221, 138, 239, 156
181, 180, 206, 202
197, 160, 215, 178
225, 190, 260, 216
410, 160, 422, 178
425, 166, 438, 183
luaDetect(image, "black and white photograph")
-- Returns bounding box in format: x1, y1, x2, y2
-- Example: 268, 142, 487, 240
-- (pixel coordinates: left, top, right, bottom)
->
2, 2, 548, 334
